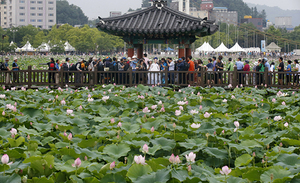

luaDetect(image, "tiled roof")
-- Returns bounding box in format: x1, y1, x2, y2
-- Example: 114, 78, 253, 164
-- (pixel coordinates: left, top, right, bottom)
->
96, 2, 218, 39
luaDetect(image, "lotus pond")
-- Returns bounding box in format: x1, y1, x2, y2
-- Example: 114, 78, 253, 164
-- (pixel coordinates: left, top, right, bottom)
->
1, 85, 300, 183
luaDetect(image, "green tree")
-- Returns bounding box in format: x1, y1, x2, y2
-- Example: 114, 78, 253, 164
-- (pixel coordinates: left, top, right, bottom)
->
56, 0, 88, 26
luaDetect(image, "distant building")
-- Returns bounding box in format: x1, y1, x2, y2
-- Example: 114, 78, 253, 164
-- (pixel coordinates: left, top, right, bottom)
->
200, 0, 213, 11
110, 11, 121, 17
1, 0, 56, 29
190, 9, 209, 19
241, 17, 263, 31
275, 16, 293, 29
0, 3, 8, 28
210, 7, 238, 26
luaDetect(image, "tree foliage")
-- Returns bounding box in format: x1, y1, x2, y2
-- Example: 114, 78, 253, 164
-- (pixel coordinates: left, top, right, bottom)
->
56, 0, 88, 26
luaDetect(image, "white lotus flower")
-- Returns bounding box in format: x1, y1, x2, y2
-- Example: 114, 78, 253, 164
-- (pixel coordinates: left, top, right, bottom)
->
134, 155, 146, 165
0, 94, 5, 99
102, 96, 109, 102
88, 98, 94, 102
284, 122, 289, 128
191, 123, 201, 129
175, 110, 181, 116
234, 121, 240, 128
177, 101, 186, 105
185, 152, 196, 163
66, 109, 73, 115
222, 99, 227, 103
204, 112, 212, 118
190, 110, 199, 115
274, 116, 282, 121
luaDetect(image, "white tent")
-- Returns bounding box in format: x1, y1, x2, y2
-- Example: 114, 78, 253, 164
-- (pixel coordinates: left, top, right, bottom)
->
196, 42, 215, 52
64, 41, 76, 52
214, 42, 229, 52
38, 42, 51, 52
20, 41, 35, 52
229, 42, 246, 53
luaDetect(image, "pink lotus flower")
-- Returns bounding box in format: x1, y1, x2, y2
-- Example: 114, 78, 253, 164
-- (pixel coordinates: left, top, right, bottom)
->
85, 156, 88, 161
72, 158, 81, 168
64, 131, 67, 137
188, 165, 192, 171
110, 161, 115, 170
117, 122, 122, 128
56, 95, 59, 99
10, 128, 17, 138
1, 154, 12, 165
199, 105, 203, 110
142, 144, 149, 153
27, 135, 30, 140
102, 96, 109, 102
55, 125, 59, 129
222, 130, 225, 134
231, 95, 235, 99
143, 107, 150, 113
272, 98, 276, 103
185, 152, 196, 163
179, 106, 184, 111
78, 105, 83, 110
174, 155, 181, 164
2, 111, 5, 116
175, 110, 181, 116
158, 101, 162, 105
220, 166, 231, 175
173, 123, 176, 128
282, 101, 286, 106
169, 154, 175, 163
284, 122, 289, 127
111, 118, 115, 124
134, 155, 146, 165
160, 107, 165, 112
151, 127, 155, 132
68, 133, 72, 141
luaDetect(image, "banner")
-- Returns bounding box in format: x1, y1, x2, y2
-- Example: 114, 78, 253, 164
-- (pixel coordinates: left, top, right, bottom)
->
261, 40, 266, 52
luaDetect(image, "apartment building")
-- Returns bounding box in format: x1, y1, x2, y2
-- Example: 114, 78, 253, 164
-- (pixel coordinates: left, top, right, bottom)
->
1, 0, 56, 29
0, 3, 8, 27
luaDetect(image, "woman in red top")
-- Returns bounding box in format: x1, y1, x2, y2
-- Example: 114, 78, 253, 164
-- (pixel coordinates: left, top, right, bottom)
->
243, 60, 250, 85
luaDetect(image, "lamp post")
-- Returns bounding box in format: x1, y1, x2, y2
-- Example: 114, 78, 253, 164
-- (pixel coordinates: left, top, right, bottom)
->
2, 34, 7, 62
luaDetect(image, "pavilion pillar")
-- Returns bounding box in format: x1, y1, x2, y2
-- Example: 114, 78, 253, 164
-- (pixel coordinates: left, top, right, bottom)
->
185, 44, 191, 58
178, 44, 185, 59
136, 44, 143, 59
127, 43, 134, 58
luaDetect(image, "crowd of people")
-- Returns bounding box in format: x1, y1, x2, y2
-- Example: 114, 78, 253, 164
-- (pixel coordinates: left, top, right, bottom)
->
1, 54, 299, 87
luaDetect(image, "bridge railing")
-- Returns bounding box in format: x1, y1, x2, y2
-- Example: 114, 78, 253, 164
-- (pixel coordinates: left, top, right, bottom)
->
0, 66, 299, 89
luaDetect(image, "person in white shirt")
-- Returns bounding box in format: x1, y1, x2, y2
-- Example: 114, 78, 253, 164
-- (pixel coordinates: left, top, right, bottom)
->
293, 59, 300, 86
167, 57, 175, 84
148, 58, 160, 85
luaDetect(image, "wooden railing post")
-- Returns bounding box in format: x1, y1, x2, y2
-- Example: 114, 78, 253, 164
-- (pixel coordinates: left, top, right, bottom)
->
60, 67, 64, 88
200, 67, 205, 87
233, 66, 237, 88
264, 67, 268, 87
129, 67, 133, 87
28, 66, 32, 89
94, 69, 98, 86
165, 66, 168, 86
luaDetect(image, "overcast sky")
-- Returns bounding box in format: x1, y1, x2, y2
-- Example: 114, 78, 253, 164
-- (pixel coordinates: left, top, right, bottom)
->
67, 0, 300, 20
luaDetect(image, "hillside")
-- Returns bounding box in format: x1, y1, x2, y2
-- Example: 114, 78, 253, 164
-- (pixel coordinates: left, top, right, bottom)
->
247, 3, 300, 27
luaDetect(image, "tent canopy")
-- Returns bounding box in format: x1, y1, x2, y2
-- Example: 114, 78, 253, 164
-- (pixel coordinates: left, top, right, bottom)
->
64, 41, 76, 52
196, 42, 215, 52
38, 42, 51, 52
20, 41, 35, 52
266, 42, 281, 52
229, 42, 246, 53
214, 42, 229, 52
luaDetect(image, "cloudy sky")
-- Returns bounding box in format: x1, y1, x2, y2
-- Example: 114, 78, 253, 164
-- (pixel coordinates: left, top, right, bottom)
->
67, 0, 300, 19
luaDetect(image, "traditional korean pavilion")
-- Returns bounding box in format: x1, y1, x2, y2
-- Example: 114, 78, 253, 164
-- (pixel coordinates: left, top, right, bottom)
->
96, 0, 218, 58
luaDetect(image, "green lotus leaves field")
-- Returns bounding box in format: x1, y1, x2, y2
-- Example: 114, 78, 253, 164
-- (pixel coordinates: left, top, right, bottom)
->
1, 85, 300, 183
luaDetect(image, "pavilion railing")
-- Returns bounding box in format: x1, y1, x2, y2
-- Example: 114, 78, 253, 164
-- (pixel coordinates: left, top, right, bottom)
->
0, 66, 299, 89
